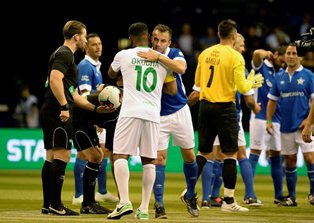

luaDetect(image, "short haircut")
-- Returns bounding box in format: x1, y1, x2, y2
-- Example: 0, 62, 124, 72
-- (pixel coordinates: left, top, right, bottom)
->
218, 19, 237, 39
153, 24, 173, 39
87, 33, 99, 41
128, 22, 148, 37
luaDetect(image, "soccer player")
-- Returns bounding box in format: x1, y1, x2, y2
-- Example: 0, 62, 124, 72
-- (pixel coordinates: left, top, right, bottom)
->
267, 43, 314, 206
194, 19, 263, 212
189, 34, 263, 208
248, 46, 287, 204
106, 22, 177, 220
40, 20, 110, 216
137, 24, 198, 218
72, 33, 119, 205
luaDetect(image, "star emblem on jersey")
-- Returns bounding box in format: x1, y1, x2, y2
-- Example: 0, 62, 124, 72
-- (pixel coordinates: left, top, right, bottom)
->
297, 77, 304, 85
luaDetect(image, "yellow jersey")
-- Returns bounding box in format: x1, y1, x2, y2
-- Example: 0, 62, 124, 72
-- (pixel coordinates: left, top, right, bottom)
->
194, 44, 252, 103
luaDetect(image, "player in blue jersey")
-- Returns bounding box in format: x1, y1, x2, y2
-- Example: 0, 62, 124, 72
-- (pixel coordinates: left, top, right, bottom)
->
248, 45, 287, 204
267, 43, 314, 206
72, 33, 119, 206
137, 24, 198, 218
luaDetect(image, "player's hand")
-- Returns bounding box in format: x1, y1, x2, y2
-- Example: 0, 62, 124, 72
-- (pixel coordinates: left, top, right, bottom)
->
95, 105, 115, 113
300, 120, 313, 143
137, 49, 159, 62
59, 110, 70, 122
266, 122, 274, 135
248, 69, 264, 88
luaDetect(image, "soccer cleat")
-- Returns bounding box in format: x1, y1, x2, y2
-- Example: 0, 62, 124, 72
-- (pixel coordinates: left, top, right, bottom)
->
134, 208, 149, 220
95, 191, 119, 203
242, 197, 263, 207
154, 202, 167, 219
274, 196, 289, 204
107, 201, 133, 219
72, 195, 83, 205
180, 192, 199, 217
41, 207, 50, 214
210, 196, 223, 207
221, 201, 249, 212
201, 200, 210, 209
277, 197, 298, 207
80, 202, 112, 214
308, 194, 314, 206
49, 204, 80, 216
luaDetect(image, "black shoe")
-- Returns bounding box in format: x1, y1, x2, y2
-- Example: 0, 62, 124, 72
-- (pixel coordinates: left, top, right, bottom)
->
80, 202, 112, 214
210, 196, 222, 207
49, 204, 80, 216
180, 193, 199, 217
242, 197, 263, 207
274, 195, 289, 204
154, 202, 167, 219
41, 207, 50, 214
277, 197, 297, 207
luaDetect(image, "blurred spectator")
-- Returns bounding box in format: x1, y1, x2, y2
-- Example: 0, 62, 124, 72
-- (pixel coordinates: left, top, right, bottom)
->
13, 84, 40, 128
265, 25, 291, 51
299, 13, 313, 35
199, 25, 219, 50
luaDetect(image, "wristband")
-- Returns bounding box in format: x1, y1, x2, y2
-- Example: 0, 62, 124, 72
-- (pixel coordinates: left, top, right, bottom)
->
93, 105, 98, 113
266, 120, 272, 124
60, 103, 69, 111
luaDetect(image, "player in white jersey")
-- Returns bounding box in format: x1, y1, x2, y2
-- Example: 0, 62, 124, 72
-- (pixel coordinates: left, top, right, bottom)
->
267, 43, 314, 206
249, 46, 287, 204
137, 24, 198, 218
106, 22, 177, 220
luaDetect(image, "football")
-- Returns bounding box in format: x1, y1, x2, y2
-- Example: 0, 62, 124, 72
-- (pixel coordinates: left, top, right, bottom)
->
98, 85, 122, 109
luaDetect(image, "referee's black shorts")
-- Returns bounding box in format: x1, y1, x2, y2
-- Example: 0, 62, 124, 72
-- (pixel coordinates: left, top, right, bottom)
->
198, 100, 239, 154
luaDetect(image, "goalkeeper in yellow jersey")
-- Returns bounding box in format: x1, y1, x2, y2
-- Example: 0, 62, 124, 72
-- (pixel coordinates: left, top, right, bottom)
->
194, 19, 263, 212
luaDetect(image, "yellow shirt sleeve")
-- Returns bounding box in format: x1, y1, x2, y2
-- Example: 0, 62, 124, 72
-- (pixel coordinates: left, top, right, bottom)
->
164, 73, 176, 83
233, 56, 253, 94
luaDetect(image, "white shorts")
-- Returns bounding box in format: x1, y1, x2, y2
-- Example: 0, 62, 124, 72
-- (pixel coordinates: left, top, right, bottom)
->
281, 130, 314, 155
158, 104, 195, 151
97, 129, 106, 144
250, 119, 281, 151
113, 117, 158, 158
213, 122, 246, 147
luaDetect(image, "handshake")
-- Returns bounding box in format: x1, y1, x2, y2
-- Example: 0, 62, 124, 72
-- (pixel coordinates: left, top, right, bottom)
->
247, 69, 264, 88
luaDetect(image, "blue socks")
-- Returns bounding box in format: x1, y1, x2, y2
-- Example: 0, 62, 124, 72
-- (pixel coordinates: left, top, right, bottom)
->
211, 160, 223, 198
153, 164, 166, 205
307, 164, 314, 195
239, 158, 256, 199
269, 156, 284, 199
97, 158, 108, 194
249, 153, 259, 177
184, 161, 198, 199
286, 166, 297, 200
201, 160, 213, 201
73, 157, 87, 197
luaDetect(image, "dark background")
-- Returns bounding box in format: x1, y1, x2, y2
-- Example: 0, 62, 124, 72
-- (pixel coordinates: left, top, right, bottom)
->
1, 0, 312, 129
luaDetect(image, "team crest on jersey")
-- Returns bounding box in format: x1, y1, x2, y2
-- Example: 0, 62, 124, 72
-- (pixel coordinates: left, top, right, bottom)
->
280, 80, 285, 85
297, 77, 305, 85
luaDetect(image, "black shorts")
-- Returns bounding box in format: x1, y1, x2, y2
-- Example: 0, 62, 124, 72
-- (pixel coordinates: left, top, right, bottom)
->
198, 100, 238, 154
73, 125, 100, 151
98, 111, 119, 151
40, 99, 73, 150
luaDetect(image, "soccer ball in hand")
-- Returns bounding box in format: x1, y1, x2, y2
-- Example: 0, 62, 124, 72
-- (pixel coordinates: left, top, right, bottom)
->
98, 85, 122, 109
